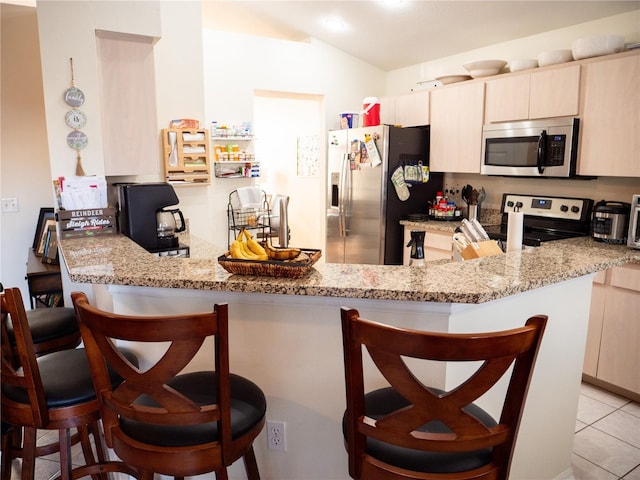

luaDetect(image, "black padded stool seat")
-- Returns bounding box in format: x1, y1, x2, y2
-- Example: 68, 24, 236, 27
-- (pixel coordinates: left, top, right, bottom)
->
2, 348, 139, 409
120, 371, 267, 447
343, 387, 497, 474
4, 307, 79, 347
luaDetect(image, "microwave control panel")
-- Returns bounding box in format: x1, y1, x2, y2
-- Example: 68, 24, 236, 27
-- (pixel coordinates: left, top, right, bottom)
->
502, 194, 591, 222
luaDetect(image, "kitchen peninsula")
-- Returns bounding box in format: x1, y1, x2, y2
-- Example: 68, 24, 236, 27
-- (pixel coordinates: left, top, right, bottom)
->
59, 234, 638, 480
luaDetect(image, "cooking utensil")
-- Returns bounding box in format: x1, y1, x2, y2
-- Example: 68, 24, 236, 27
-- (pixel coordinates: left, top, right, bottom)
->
462, 185, 473, 204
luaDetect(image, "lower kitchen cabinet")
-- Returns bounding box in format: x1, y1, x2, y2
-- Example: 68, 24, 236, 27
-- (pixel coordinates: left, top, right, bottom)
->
583, 263, 640, 399
402, 225, 453, 265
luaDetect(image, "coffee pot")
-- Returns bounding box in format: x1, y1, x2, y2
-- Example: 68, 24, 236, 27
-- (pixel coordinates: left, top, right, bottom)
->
156, 208, 186, 239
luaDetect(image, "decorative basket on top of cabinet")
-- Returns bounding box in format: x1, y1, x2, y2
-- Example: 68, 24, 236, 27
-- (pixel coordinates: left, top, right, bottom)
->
162, 128, 211, 185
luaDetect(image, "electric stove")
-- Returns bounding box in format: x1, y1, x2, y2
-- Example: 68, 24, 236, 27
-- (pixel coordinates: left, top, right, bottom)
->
484, 194, 593, 247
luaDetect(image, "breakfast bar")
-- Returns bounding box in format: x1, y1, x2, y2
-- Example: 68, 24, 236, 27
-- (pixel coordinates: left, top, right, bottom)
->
59, 234, 639, 480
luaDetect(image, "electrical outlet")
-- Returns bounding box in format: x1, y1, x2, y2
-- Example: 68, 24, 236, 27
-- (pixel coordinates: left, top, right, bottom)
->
266, 420, 286, 451
1, 197, 19, 213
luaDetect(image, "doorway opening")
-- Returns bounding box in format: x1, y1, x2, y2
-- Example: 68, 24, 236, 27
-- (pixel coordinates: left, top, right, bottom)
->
253, 91, 325, 250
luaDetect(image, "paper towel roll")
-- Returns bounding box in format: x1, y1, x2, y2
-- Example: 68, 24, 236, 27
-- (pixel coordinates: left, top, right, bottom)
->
506, 211, 524, 252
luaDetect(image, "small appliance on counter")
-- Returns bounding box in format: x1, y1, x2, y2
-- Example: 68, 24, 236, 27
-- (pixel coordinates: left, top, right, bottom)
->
626, 195, 640, 249
117, 182, 189, 257
484, 194, 593, 247
591, 200, 630, 244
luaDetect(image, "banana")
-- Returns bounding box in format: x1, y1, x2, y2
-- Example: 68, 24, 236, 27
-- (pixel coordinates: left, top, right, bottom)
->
264, 238, 301, 261
240, 241, 264, 260
242, 229, 268, 258
230, 230, 268, 261
230, 239, 247, 259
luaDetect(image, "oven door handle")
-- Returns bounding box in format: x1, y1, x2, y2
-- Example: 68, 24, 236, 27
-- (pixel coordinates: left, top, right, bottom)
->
537, 129, 547, 174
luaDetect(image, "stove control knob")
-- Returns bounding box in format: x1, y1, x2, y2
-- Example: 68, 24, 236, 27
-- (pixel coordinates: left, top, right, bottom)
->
560, 205, 569, 212
571, 206, 580, 213
506, 200, 514, 208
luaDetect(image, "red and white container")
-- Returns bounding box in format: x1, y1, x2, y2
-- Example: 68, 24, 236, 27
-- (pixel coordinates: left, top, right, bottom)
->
361, 97, 380, 127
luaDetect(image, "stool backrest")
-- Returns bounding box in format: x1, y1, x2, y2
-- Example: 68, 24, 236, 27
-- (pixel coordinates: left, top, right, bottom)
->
1, 288, 49, 427
71, 292, 233, 463
340, 307, 547, 480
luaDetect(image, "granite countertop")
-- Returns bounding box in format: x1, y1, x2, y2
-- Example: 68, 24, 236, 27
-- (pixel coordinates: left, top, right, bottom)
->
59, 233, 639, 304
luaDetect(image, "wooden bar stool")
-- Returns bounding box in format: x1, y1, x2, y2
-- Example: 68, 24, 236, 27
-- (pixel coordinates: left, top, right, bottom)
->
72, 292, 267, 480
340, 307, 547, 480
1, 287, 141, 480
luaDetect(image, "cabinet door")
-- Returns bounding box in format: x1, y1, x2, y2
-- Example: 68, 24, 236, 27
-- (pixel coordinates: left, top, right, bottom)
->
597, 266, 640, 394
380, 96, 397, 126
485, 75, 530, 123
529, 65, 580, 119
430, 82, 485, 173
97, 33, 159, 176
395, 91, 429, 127
583, 270, 607, 377
578, 53, 640, 177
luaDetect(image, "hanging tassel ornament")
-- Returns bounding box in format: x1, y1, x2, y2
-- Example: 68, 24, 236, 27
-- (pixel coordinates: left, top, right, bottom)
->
64, 58, 88, 176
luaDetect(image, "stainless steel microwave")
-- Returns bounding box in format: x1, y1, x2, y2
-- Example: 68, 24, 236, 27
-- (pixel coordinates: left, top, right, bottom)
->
481, 116, 579, 177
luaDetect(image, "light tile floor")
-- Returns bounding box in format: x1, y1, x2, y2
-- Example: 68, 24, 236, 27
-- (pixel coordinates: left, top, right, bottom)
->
4, 383, 640, 479
573, 382, 640, 480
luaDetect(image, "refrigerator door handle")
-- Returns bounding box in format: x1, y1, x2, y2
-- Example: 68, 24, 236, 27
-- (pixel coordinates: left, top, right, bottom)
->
339, 153, 349, 237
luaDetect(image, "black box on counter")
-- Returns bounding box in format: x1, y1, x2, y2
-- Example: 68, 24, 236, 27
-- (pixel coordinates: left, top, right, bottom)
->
56, 208, 116, 239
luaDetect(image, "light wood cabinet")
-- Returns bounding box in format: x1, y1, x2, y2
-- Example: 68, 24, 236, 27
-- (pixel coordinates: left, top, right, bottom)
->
429, 82, 484, 173
584, 263, 640, 398
97, 32, 159, 176
402, 225, 453, 265
380, 92, 429, 127
578, 52, 640, 177
484, 65, 580, 123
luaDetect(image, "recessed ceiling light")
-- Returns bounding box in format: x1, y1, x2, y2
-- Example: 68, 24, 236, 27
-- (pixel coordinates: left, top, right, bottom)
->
321, 16, 348, 32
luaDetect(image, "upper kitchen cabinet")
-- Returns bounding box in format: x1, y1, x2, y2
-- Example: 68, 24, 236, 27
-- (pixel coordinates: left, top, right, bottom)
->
578, 51, 640, 177
429, 82, 484, 173
380, 92, 429, 127
97, 32, 159, 176
484, 65, 580, 123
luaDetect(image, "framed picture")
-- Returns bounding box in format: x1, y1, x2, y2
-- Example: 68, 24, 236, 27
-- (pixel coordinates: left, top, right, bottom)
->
42, 225, 60, 265
34, 208, 56, 257
33, 208, 54, 251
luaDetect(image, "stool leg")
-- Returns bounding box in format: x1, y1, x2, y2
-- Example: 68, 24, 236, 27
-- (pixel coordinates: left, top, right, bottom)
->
58, 428, 73, 480
20, 427, 36, 480
243, 446, 261, 480
1, 426, 16, 480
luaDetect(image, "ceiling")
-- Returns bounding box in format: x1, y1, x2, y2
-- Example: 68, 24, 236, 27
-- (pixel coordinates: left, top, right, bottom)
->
208, 0, 639, 71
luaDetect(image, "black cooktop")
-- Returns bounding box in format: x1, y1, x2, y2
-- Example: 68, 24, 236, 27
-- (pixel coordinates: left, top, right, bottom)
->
483, 225, 587, 247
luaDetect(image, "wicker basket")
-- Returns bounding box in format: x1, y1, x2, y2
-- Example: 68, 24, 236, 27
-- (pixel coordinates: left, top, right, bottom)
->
218, 249, 322, 278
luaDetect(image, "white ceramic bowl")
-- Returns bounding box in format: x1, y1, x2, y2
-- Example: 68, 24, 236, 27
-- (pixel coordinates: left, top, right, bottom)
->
538, 49, 573, 67
572, 34, 625, 60
462, 60, 507, 78
435, 74, 472, 85
509, 58, 538, 72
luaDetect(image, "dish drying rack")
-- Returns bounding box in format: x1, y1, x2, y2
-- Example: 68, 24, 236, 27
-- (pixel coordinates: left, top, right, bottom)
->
227, 189, 271, 247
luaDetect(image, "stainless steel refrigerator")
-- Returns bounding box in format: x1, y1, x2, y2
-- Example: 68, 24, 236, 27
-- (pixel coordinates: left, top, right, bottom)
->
326, 125, 443, 265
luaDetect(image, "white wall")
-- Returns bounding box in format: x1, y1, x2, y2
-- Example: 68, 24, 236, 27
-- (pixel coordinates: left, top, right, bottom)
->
0, 4, 53, 300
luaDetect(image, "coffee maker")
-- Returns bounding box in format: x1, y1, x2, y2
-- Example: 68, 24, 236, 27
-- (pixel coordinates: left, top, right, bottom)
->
118, 183, 189, 256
